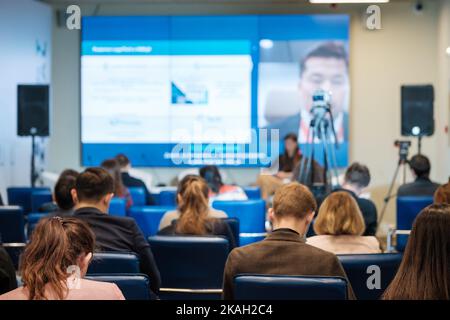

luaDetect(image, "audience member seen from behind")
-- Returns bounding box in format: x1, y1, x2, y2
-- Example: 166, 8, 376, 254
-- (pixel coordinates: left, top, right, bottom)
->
222, 182, 355, 300
39, 169, 79, 214
434, 179, 450, 204
0, 244, 17, 295
115, 153, 155, 205
72, 168, 161, 296
383, 204, 450, 300
397, 154, 440, 197
0, 217, 124, 300
334, 163, 378, 236
158, 175, 228, 231
308, 192, 381, 254
101, 159, 133, 209
199, 165, 248, 202
158, 175, 236, 249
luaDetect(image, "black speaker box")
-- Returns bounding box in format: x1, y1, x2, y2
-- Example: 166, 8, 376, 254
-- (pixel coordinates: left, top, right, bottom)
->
401, 85, 434, 137
17, 84, 49, 137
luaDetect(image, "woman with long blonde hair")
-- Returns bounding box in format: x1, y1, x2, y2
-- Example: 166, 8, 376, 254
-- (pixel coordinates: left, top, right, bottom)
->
158, 175, 236, 248
307, 191, 381, 254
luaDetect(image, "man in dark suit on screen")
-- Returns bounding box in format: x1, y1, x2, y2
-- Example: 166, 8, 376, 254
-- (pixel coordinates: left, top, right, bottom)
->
266, 42, 350, 144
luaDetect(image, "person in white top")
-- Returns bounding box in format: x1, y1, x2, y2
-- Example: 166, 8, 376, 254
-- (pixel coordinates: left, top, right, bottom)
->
199, 165, 248, 202
307, 191, 381, 254
0, 217, 124, 300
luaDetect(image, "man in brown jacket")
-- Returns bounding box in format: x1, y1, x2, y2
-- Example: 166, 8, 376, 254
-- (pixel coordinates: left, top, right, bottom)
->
222, 182, 355, 300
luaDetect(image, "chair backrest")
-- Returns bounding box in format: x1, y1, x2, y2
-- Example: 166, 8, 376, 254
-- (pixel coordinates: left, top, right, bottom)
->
148, 235, 229, 299
7, 187, 51, 214
87, 252, 140, 274
212, 200, 266, 245
128, 206, 175, 238
0, 206, 26, 244
150, 193, 161, 205
128, 187, 146, 206
242, 186, 261, 199
396, 196, 433, 251
108, 197, 127, 217
338, 253, 403, 300
233, 275, 348, 300
26, 212, 49, 239
85, 274, 151, 300
221, 217, 240, 247
159, 190, 177, 206
30, 190, 53, 212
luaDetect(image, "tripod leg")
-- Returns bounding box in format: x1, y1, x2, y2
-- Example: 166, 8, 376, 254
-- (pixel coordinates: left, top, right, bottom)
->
298, 126, 314, 184
378, 162, 402, 224
304, 127, 316, 186
325, 124, 340, 186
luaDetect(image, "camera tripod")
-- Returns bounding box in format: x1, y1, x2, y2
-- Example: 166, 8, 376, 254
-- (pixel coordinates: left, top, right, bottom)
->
297, 108, 340, 193
378, 143, 410, 224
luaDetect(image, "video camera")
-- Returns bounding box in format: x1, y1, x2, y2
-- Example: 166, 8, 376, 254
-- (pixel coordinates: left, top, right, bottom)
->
310, 90, 332, 126
394, 140, 411, 162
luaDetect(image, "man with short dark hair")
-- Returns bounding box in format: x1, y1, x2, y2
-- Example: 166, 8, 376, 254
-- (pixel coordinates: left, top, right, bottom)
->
222, 182, 354, 300
398, 154, 440, 197
115, 154, 155, 205
72, 167, 161, 296
334, 162, 378, 236
266, 42, 349, 143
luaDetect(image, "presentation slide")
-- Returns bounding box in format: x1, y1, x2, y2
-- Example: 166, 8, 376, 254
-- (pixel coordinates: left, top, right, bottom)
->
81, 15, 349, 167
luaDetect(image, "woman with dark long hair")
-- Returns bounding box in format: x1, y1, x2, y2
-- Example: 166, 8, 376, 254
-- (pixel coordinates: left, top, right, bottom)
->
256, 133, 324, 199
199, 165, 247, 201
383, 204, 450, 300
0, 217, 124, 300
158, 175, 236, 248
101, 158, 133, 209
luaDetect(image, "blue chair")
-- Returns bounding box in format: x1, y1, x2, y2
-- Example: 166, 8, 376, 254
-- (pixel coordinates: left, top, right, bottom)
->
338, 253, 403, 300
242, 186, 261, 199
221, 217, 240, 247
396, 196, 433, 251
27, 212, 49, 238
87, 252, 140, 274
159, 190, 177, 206
150, 193, 161, 205
233, 275, 348, 300
128, 206, 175, 238
212, 200, 266, 245
7, 187, 51, 214
148, 236, 229, 300
86, 274, 151, 300
128, 187, 146, 206
109, 198, 127, 217
0, 207, 26, 245
30, 190, 53, 212
0, 206, 26, 268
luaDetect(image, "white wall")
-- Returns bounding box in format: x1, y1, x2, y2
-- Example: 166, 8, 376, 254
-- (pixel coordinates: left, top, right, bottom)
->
0, 0, 52, 201
47, 0, 450, 233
